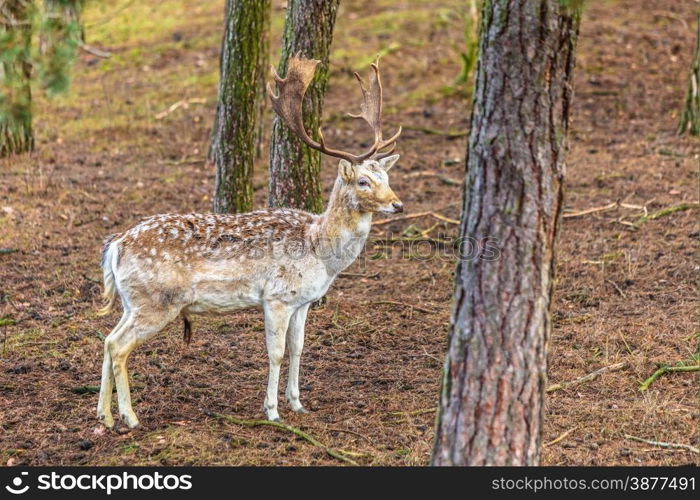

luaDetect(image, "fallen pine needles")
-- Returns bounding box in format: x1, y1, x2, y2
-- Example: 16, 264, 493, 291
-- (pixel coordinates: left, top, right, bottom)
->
208, 412, 358, 465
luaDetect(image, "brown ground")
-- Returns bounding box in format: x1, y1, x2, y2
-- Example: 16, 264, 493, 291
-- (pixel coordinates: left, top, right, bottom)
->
0, 0, 697, 466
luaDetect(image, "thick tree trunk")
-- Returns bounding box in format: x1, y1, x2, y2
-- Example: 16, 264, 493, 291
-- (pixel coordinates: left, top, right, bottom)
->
0, 0, 34, 157
268, 0, 339, 213
431, 0, 581, 466
678, 7, 699, 135
211, 0, 270, 214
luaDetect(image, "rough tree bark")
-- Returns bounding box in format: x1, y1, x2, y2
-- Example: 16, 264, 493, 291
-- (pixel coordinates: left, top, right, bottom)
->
211, 0, 270, 213
268, 0, 339, 213
431, 0, 581, 466
678, 7, 699, 135
0, 0, 34, 157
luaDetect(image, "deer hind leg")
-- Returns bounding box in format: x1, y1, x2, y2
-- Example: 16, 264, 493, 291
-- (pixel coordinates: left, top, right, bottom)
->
285, 303, 310, 413
108, 307, 181, 428
263, 301, 294, 422
97, 311, 131, 428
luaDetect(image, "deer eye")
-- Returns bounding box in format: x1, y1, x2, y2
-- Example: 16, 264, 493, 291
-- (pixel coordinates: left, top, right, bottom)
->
357, 177, 370, 188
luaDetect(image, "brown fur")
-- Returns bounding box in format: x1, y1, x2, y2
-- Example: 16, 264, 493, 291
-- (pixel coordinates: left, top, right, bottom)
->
116, 210, 315, 264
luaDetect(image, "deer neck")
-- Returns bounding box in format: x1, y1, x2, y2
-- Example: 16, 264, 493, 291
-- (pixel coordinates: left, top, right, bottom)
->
312, 177, 372, 274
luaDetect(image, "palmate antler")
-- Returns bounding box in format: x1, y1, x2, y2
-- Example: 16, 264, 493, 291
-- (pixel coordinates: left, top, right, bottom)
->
267, 54, 402, 164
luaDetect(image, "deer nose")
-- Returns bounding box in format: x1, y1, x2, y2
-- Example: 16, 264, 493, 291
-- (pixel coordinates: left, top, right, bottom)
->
392, 201, 404, 213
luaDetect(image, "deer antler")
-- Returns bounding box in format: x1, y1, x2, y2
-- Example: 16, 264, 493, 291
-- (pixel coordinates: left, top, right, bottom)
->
268, 54, 401, 164
347, 60, 402, 160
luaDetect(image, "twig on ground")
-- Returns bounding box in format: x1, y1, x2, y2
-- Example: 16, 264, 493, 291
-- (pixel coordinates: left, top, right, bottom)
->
388, 408, 437, 417
373, 210, 433, 226
155, 98, 207, 120
546, 361, 628, 393
421, 346, 441, 362
373, 236, 453, 246
633, 202, 699, 227
430, 213, 460, 224
403, 125, 468, 138
606, 279, 627, 298
338, 271, 381, 280
563, 202, 617, 218
335, 449, 371, 458
79, 42, 112, 58
375, 300, 437, 315
373, 210, 458, 226
624, 434, 699, 454
639, 364, 700, 391
543, 427, 578, 448
208, 412, 357, 465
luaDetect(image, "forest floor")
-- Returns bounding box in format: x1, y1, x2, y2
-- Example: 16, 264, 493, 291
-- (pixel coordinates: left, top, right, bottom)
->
0, 0, 697, 466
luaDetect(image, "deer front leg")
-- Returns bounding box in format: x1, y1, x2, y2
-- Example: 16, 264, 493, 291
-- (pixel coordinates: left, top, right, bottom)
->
263, 301, 293, 422
286, 303, 310, 413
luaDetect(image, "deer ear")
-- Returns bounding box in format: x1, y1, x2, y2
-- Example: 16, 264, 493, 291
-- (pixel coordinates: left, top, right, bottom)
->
338, 159, 355, 182
379, 154, 400, 172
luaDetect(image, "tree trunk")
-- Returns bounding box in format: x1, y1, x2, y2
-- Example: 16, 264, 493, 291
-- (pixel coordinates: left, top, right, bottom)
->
431, 0, 581, 466
0, 0, 34, 157
678, 7, 699, 135
254, 4, 270, 159
45, 0, 85, 43
268, 0, 339, 213
211, 0, 270, 214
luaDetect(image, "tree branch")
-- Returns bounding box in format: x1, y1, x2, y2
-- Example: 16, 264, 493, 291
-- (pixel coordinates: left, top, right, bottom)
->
546, 362, 628, 393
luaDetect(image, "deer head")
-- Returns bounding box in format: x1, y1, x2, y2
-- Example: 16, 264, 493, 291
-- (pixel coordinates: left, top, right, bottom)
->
268, 55, 403, 214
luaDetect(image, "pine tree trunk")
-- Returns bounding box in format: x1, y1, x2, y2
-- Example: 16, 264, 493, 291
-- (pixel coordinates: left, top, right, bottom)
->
431, 0, 581, 466
0, 0, 34, 157
678, 7, 700, 135
44, 0, 84, 43
255, 5, 270, 159
268, 0, 339, 213
211, 0, 270, 214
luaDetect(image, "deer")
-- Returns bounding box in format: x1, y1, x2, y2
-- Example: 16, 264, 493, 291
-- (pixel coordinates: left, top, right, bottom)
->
96, 55, 403, 429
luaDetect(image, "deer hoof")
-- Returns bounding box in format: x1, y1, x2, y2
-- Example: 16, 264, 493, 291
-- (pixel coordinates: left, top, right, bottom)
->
121, 413, 140, 429
98, 413, 114, 429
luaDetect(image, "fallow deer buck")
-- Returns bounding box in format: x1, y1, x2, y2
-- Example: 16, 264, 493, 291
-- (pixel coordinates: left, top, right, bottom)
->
96, 55, 403, 428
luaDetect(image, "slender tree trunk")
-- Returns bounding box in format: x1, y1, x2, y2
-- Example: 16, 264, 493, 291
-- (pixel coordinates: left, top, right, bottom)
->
255, 5, 270, 159
0, 0, 34, 157
44, 0, 84, 42
431, 0, 581, 466
211, 0, 270, 214
268, 0, 339, 213
678, 7, 699, 135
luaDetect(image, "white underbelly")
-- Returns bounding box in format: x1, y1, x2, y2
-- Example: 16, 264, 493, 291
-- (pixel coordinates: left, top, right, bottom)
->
184, 291, 261, 314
